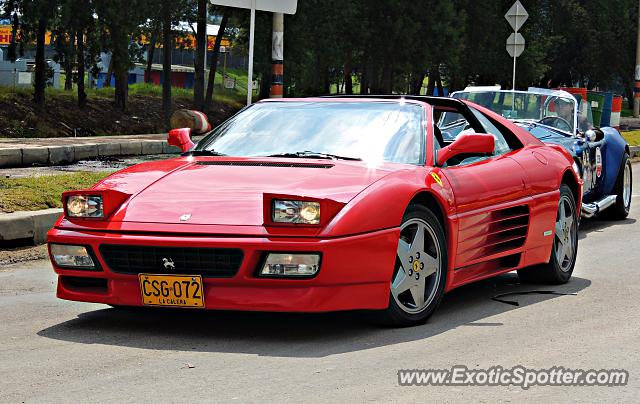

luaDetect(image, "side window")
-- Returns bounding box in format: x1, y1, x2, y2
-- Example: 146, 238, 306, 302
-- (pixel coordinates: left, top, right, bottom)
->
436, 111, 473, 142
470, 108, 512, 156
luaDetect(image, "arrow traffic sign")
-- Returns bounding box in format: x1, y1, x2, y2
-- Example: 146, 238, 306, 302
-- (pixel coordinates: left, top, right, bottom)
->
505, 0, 529, 32
506, 33, 526, 58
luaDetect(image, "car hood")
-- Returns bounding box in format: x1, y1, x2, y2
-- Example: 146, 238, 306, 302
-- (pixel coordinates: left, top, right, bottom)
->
102, 157, 399, 225
519, 123, 578, 156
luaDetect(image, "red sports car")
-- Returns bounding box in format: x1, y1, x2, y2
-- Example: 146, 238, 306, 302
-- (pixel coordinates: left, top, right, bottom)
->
47, 96, 582, 326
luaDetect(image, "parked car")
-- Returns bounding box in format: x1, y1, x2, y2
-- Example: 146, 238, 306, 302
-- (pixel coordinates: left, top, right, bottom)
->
451, 87, 632, 220
47, 96, 580, 327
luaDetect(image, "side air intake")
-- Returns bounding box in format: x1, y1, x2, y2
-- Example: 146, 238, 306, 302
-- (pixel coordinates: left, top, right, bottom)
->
457, 205, 530, 263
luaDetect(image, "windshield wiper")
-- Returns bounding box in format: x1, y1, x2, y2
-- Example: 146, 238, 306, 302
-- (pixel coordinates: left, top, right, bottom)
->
266, 151, 362, 161
183, 149, 227, 157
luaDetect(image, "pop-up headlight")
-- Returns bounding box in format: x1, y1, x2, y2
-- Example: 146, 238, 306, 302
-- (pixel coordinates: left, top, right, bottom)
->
272, 200, 321, 225
65, 195, 103, 218
62, 189, 130, 220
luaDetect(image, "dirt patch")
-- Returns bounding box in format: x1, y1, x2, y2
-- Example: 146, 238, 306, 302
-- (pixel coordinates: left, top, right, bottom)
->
0, 91, 239, 138
0, 244, 49, 268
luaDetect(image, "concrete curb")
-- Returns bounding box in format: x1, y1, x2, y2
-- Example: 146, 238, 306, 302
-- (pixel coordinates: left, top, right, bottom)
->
0, 208, 62, 245
0, 139, 182, 168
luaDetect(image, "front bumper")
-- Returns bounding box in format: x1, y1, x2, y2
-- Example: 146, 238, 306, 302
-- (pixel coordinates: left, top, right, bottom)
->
47, 227, 399, 312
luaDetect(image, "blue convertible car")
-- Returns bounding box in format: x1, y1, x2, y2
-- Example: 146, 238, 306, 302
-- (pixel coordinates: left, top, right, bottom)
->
447, 87, 632, 220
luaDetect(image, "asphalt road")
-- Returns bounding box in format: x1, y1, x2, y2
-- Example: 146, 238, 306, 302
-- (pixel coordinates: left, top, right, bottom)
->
1, 166, 639, 403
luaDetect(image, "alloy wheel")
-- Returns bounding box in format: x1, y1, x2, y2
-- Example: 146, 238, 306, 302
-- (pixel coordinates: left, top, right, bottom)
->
554, 194, 577, 272
391, 218, 442, 314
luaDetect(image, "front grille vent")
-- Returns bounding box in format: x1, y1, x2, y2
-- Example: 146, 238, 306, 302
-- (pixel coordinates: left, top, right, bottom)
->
99, 245, 243, 278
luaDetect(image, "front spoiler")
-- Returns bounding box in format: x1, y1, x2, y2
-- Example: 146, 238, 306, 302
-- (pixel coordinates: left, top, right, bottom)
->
47, 227, 399, 312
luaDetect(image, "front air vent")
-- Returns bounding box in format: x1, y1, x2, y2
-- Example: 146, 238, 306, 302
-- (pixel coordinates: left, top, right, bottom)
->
196, 161, 333, 169
457, 205, 530, 263
100, 244, 243, 278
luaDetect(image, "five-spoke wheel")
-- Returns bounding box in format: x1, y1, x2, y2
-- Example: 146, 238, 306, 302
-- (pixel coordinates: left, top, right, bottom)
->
554, 193, 577, 272
379, 204, 447, 326
392, 218, 441, 314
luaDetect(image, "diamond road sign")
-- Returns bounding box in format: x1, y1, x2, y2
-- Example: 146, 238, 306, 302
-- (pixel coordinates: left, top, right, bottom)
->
506, 33, 526, 58
505, 0, 529, 32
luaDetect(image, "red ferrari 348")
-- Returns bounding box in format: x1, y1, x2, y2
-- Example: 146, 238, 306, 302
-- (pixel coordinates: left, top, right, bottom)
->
47, 96, 582, 326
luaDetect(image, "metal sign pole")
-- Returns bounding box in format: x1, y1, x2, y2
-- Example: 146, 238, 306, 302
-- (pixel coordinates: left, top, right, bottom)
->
505, 1, 528, 92
246, 0, 256, 105
210, 0, 297, 105
512, 22, 517, 90
204, 5, 208, 78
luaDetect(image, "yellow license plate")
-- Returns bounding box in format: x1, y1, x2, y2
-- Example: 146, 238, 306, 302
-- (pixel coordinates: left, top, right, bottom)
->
138, 274, 205, 308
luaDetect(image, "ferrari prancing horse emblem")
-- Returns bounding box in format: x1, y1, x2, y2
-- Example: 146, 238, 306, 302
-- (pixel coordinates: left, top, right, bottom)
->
162, 258, 175, 270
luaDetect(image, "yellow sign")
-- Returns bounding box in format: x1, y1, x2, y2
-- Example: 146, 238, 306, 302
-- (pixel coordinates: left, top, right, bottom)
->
0, 25, 227, 49
0, 25, 12, 45
139, 274, 205, 308
139, 33, 231, 50
0, 25, 52, 46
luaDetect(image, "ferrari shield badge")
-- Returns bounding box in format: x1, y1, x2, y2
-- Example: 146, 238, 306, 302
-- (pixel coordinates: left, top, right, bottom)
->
431, 172, 443, 187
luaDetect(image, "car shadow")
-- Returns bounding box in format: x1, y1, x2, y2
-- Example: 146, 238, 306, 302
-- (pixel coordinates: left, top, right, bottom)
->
578, 216, 636, 240
38, 273, 590, 358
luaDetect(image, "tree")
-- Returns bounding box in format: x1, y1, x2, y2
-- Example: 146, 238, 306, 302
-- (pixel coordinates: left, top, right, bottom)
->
162, 0, 173, 127
205, 8, 229, 112
4, 0, 58, 108
73, 0, 97, 108
95, 0, 149, 111
33, 1, 54, 107
193, 0, 207, 110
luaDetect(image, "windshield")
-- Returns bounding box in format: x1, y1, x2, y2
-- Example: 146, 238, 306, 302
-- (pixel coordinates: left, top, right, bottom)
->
196, 101, 426, 165
451, 90, 587, 134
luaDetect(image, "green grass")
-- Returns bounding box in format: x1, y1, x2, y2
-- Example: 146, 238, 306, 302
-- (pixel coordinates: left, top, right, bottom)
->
2, 67, 249, 106
0, 172, 114, 213
57, 67, 249, 104
621, 130, 640, 146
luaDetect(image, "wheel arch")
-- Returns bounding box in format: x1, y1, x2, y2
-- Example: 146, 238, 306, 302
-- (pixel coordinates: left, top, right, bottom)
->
407, 191, 447, 238
561, 169, 580, 206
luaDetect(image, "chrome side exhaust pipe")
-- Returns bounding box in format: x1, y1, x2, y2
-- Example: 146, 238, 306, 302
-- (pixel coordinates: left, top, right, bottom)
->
581, 195, 617, 218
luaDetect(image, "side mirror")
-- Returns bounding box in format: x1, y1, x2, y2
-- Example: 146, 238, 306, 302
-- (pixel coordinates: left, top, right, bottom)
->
436, 133, 495, 166
168, 128, 195, 153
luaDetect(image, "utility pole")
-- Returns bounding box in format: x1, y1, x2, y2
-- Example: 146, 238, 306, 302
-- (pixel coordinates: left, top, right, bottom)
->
270, 13, 284, 98
635, 0, 640, 117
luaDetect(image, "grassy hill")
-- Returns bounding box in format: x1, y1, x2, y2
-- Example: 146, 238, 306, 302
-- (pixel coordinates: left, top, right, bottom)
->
0, 68, 248, 138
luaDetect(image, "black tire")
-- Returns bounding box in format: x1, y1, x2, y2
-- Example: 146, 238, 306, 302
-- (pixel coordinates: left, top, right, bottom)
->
376, 204, 448, 327
518, 184, 578, 284
602, 153, 632, 220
